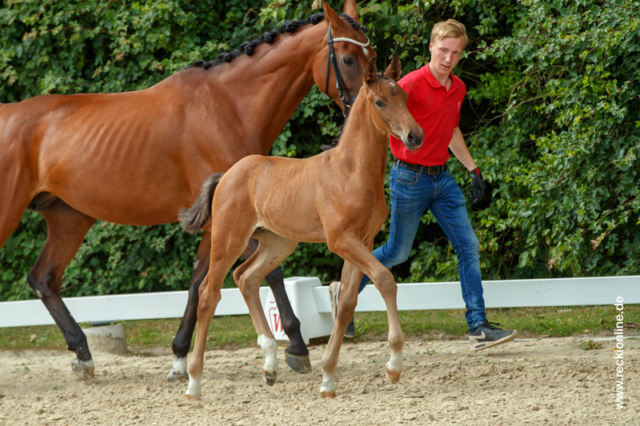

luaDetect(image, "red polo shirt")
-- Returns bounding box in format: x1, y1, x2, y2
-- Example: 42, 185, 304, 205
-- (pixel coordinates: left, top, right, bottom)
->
389, 64, 466, 166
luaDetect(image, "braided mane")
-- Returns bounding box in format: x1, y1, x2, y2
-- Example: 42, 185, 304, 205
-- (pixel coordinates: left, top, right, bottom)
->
190, 14, 367, 71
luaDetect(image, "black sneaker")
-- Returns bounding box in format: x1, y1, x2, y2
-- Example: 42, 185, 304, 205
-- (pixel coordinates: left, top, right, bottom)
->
469, 321, 517, 351
328, 281, 356, 338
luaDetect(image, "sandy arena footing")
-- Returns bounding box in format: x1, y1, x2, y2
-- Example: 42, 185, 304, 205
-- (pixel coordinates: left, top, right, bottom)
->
0, 336, 637, 425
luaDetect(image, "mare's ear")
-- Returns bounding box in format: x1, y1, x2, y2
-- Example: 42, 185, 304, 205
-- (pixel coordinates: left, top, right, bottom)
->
383, 54, 402, 81
364, 57, 378, 86
343, 0, 359, 22
323, 1, 342, 32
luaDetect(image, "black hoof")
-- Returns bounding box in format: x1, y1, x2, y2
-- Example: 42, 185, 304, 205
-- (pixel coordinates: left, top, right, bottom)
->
71, 358, 94, 381
285, 352, 312, 374
167, 370, 189, 383
263, 370, 277, 386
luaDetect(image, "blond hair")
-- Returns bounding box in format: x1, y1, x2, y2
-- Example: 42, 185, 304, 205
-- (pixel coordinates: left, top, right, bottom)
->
430, 19, 468, 49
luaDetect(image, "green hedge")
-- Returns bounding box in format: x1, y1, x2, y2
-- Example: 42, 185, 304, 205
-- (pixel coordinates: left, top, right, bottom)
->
1, 0, 638, 301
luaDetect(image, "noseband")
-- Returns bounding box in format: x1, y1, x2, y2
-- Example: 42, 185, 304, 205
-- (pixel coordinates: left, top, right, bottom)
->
325, 28, 370, 118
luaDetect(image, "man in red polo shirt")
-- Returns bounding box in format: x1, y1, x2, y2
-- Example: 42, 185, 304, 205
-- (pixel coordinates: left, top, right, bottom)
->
331, 19, 516, 350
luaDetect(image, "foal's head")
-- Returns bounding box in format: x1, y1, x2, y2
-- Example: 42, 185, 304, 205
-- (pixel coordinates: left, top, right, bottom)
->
362, 56, 424, 150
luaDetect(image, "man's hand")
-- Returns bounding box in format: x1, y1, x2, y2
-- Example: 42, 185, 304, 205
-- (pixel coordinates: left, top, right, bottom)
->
469, 168, 486, 204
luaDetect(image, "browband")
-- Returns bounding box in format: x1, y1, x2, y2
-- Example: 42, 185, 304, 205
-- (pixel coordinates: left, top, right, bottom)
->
330, 36, 370, 48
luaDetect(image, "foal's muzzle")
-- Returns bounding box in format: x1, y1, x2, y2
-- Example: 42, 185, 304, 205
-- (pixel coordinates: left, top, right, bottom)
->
403, 130, 424, 150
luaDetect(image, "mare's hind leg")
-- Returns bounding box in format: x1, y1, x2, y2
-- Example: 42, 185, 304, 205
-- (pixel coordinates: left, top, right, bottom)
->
168, 230, 211, 382
233, 231, 298, 386
27, 199, 96, 379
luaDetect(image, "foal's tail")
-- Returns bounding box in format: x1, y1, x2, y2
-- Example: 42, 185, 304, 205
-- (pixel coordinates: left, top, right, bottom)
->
179, 173, 224, 234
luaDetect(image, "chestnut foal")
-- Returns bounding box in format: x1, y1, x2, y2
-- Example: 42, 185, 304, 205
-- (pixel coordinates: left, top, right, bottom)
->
179, 55, 424, 399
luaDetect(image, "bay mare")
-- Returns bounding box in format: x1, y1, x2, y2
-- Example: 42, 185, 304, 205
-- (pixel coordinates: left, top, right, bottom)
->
179, 55, 424, 399
0, 1, 374, 381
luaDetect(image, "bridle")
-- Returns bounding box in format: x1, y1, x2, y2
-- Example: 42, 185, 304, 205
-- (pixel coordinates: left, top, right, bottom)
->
325, 27, 370, 118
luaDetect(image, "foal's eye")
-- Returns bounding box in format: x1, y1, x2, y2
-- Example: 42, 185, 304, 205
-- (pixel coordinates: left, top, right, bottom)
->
343, 57, 354, 67
375, 100, 385, 108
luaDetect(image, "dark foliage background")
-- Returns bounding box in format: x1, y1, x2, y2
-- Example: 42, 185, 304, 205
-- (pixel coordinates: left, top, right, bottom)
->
1, 0, 638, 301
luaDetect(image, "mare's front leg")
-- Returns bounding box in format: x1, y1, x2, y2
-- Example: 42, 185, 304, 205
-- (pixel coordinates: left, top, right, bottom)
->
168, 230, 211, 382
263, 264, 311, 373
28, 200, 97, 379
323, 234, 405, 397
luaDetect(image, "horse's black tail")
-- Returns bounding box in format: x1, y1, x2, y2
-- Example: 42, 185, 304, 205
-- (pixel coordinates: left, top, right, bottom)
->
179, 173, 224, 234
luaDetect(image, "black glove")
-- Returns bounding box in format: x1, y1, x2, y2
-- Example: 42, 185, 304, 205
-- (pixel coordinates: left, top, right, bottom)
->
469, 168, 486, 204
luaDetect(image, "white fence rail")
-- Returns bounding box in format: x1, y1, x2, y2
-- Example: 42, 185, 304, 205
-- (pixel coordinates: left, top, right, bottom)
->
315, 275, 640, 313
0, 287, 272, 328
0, 276, 638, 329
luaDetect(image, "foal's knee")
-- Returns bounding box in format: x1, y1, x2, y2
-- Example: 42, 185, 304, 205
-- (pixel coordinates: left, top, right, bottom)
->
335, 284, 358, 319
370, 268, 397, 297
198, 287, 221, 314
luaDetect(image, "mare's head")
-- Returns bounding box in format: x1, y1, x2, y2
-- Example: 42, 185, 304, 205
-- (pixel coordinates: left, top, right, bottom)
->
362, 55, 424, 150
313, 1, 376, 110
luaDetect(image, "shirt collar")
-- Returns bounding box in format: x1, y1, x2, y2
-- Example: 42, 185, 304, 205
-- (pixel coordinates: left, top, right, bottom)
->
421, 63, 457, 93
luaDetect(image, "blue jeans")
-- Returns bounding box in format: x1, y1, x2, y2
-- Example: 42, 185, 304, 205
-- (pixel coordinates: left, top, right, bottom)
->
359, 163, 487, 330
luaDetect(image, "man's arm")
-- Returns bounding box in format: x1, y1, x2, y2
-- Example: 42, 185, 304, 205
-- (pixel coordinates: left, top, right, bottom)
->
449, 127, 486, 203
448, 127, 476, 171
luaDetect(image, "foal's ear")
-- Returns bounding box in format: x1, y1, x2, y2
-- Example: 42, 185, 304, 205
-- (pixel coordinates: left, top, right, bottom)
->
364, 57, 378, 86
343, 0, 359, 22
323, 1, 342, 32
383, 54, 402, 81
